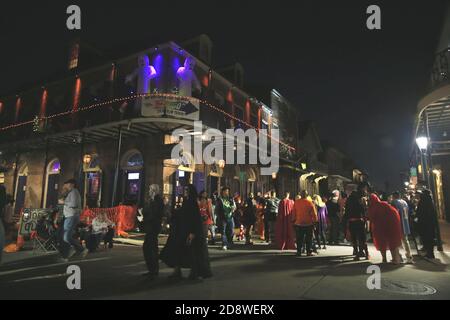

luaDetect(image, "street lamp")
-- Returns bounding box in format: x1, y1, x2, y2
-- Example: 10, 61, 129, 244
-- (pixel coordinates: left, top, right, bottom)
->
416, 136, 428, 151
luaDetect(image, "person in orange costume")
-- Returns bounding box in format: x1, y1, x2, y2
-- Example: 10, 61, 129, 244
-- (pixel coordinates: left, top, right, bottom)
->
368, 193, 403, 264
292, 190, 318, 256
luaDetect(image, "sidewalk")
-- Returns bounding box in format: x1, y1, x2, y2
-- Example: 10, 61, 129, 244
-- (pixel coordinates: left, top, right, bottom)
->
1, 249, 57, 265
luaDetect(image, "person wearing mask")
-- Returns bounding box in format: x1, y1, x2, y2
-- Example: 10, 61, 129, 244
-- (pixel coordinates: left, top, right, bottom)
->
264, 191, 280, 244
292, 190, 318, 256
160, 184, 212, 280
215, 187, 236, 250
242, 193, 257, 245
342, 183, 370, 261
60, 179, 87, 261
142, 184, 164, 278
368, 193, 403, 264
415, 189, 437, 260
275, 191, 295, 250
327, 191, 340, 245
391, 191, 413, 263
198, 190, 214, 244
313, 195, 328, 250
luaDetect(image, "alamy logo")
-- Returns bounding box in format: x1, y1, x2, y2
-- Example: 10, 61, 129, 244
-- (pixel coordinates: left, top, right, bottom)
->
66, 265, 81, 290
170, 121, 279, 175
366, 5, 381, 30
366, 265, 381, 290
66, 5, 81, 30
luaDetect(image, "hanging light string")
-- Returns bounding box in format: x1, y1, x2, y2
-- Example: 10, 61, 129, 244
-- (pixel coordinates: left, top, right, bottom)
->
0, 93, 295, 151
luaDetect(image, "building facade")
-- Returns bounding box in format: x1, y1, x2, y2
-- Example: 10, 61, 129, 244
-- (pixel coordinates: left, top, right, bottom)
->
410, 6, 450, 222
0, 36, 304, 213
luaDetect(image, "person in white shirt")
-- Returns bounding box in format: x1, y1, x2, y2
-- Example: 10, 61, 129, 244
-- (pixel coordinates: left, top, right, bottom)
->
391, 191, 414, 264
88, 212, 115, 252
60, 179, 87, 261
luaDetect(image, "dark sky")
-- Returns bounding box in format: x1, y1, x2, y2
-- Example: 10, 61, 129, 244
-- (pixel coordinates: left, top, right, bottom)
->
0, 0, 447, 190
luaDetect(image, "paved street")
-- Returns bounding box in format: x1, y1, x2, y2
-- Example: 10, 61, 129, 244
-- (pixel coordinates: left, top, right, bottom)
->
1, 240, 449, 300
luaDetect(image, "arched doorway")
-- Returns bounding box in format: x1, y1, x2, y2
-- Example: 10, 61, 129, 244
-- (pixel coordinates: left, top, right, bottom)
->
207, 161, 224, 196
44, 159, 61, 208
83, 155, 102, 208
299, 172, 315, 196
14, 164, 28, 215
121, 150, 144, 205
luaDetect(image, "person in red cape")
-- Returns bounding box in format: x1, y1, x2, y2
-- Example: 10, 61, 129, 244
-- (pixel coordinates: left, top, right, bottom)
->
275, 191, 296, 250
368, 193, 403, 264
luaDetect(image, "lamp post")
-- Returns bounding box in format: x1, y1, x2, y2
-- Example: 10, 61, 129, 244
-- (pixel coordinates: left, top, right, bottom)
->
416, 136, 429, 186
416, 135, 443, 252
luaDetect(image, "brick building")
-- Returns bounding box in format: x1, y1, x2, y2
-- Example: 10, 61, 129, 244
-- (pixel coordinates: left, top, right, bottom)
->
0, 35, 304, 213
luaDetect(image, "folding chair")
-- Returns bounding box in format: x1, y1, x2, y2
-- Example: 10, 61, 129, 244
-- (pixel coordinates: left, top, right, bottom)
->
31, 230, 58, 255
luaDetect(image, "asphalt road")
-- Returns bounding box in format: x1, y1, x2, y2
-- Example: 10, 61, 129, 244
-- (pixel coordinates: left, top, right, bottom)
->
1, 242, 449, 300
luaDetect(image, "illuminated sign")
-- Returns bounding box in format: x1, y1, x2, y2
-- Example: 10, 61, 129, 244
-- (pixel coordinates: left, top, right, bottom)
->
128, 172, 140, 180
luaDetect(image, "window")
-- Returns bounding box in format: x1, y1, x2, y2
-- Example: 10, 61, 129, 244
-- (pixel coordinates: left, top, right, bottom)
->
68, 43, 79, 70
49, 160, 61, 173
127, 153, 144, 168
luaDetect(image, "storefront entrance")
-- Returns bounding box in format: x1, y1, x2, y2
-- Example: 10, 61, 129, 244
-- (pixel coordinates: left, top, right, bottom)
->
121, 150, 144, 205
44, 159, 61, 208
83, 155, 102, 208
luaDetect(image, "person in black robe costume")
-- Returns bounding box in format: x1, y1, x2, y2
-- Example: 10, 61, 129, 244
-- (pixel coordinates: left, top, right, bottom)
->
160, 184, 212, 280
416, 190, 437, 259
142, 184, 164, 278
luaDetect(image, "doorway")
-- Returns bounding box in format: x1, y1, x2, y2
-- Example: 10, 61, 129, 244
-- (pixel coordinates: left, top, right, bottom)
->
83, 155, 102, 208
44, 159, 61, 208
15, 165, 28, 215
121, 150, 144, 206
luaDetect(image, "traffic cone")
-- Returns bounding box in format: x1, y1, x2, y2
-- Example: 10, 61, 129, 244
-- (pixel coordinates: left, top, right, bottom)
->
16, 234, 25, 250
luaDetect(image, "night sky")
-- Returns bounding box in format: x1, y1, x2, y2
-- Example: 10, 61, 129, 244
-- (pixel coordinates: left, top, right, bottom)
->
0, 0, 447, 190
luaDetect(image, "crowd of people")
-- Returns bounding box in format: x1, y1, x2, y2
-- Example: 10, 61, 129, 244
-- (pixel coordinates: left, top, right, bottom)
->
0, 177, 442, 279
137, 180, 442, 282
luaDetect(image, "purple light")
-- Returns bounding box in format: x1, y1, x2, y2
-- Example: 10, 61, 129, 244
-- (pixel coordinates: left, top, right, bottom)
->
152, 54, 163, 88
172, 56, 181, 74
153, 53, 163, 78
51, 160, 61, 173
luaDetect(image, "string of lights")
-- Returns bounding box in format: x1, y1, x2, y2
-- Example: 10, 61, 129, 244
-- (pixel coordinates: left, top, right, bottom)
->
0, 93, 295, 151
